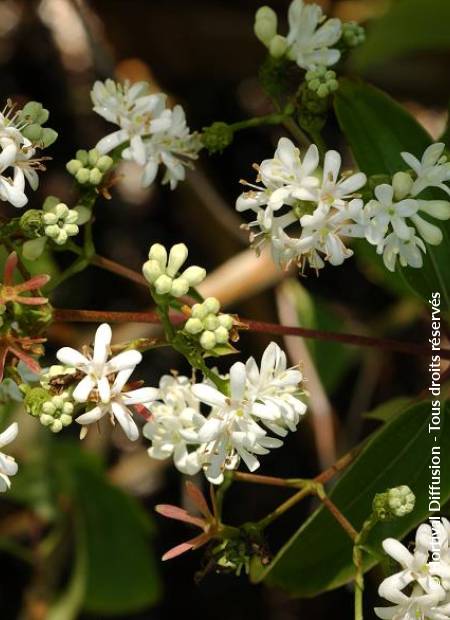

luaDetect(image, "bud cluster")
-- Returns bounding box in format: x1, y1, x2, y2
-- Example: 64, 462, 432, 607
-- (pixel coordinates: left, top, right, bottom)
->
373, 485, 416, 521
305, 67, 339, 98
142, 243, 206, 297
341, 21, 366, 48
184, 297, 234, 350
66, 148, 113, 186
201, 122, 234, 154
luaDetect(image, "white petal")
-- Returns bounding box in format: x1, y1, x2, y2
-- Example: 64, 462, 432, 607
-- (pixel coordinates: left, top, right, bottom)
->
73, 375, 95, 403
96, 129, 129, 154
0, 453, 18, 476
98, 376, 111, 404
229, 362, 246, 401
0, 422, 18, 448
56, 347, 89, 367
198, 417, 223, 443
192, 384, 226, 408
111, 401, 139, 441
107, 350, 142, 372
123, 387, 160, 404
76, 405, 105, 425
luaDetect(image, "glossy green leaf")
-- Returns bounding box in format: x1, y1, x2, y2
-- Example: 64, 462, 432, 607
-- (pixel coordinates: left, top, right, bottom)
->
363, 396, 412, 422
258, 401, 450, 597
334, 79, 450, 310
351, 0, 450, 71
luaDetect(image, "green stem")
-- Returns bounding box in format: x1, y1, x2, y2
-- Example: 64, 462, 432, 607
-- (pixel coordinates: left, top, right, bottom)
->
229, 112, 288, 133
46, 256, 89, 292
352, 514, 378, 620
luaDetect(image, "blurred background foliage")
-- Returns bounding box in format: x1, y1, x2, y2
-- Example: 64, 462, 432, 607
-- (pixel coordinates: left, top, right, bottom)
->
0, 0, 449, 618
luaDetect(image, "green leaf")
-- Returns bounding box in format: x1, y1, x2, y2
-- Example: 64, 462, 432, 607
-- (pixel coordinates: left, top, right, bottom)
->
70, 453, 162, 615
363, 396, 412, 422
334, 78, 450, 310
351, 0, 450, 72
281, 279, 359, 392
258, 400, 450, 597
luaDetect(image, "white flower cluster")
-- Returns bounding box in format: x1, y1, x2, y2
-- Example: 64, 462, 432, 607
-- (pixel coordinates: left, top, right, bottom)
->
142, 242, 206, 297
376, 519, 450, 619
144, 342, 307, 484
56, 323, 158, 441
365, 144, 450, 272
237, 138, 450, 273
0, 423, 18, 491
254, 0, 342, 69
237, 137, 367, 271
91, 79, 201, 190
0, 102, 42, 208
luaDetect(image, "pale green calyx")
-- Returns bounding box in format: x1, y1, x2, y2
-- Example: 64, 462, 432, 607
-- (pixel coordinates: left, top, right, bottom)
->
305, 66, 339, 98
43, 202, 79, 245
373, 485, 416, 521
341, 21, 365, 48
18, 101, 58, 148
184, 297, 234, 350
143, 243, 206, 297
66, 148, 113, 186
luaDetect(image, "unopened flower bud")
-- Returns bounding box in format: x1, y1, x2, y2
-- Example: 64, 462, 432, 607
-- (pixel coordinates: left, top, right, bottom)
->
148, 243, 168, 268
66, 159, 83, 175
254, 6, 278, 46
204, 314, 219, 330
19, 209, 43, 238
182, 266, 206, 286
60, 413, 72, 426
218, 314, 234, 330
392, 171, 414, 200
154, 274, 173, 295
204, 297, 220, 314
200, 330, 216, 350
418, 200, 450, 220
50, 419, 63, 433
269, 35, 288, 58
387, 485, 415, 518
214, 326, 229, 344
40, 413, 54, 427
88, 149, 99, 167
97, 155, 113, 172
167, 243, 188, 277
201, 122, 234, 154
75, 168, 90, 184
76, 149, 89, 166
142, 259, 163, 284
191, 303, 208, 320
185, 317, 204, 334
89, 168, 103, 185
170, 277, 190, 297
342, 21, 365, 48
411, 215, 443, 245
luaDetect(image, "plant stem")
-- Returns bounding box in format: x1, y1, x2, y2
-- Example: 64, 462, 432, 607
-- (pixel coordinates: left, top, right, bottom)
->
229, 112, 288, 133
256, 485, 315, 529
90, 254, 147, 286
319, 493, 358, 541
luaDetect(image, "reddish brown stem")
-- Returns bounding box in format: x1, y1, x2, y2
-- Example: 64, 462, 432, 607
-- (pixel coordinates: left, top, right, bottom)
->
320, 494, 358, 541
90, 254, 147, 287
52, 308, 449, 359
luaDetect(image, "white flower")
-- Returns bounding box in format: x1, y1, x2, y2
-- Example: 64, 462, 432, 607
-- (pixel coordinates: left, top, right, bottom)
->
76, 367, 158, 441
143, 375, 206, 475
317, 150, 366, 210
286, 0, 342, 70
401, 143, 450, 197
192, 342, 305, 484
142, 242, 206, 297
375, 524, 450, 620
0, 422, 19, 491
92, 80, 200, 190
92, 80, 171, 157
56, 323, 142, 404
126, 105, 201, 190
0, 110, 39, 208
376, 226, 427, 272
365, 183, 418, 245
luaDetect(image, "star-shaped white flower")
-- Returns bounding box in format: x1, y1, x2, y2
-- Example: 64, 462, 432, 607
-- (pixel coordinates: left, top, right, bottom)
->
76, 367, 158, 441
365, 183, 418, 245
56, 323, 142, 404
401, 143, 450, 197
0, 422, 19, 491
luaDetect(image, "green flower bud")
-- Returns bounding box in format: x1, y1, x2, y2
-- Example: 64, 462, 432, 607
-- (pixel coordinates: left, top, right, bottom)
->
19, 209, 43, 238
191, 303, 208, 320
50, 419, 63, 433
75, 168, 90, 184
40, 413, 54, 427
66, 159, 83, 175
76, 149, 89, 165
148, 243, 168, 267
42, 401, 56, 415
204, 314, 219, 331
97, 155, 113, 173
88, 148, 99, 167
214, 326, 229, 344
60, 413, 72, 426
269, 35, 288, 59
201, 122, 234, 154
200, 330, 216, 350
185, 317, 204, 335
24, 386, 51, 417
89, 168, 103, 185
254, 7, 278, 46
342, 21, 365, 48
373, 486, 416, 521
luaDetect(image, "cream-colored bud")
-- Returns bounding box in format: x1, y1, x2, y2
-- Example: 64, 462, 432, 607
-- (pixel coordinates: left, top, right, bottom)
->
392, 171, 413, 200
269, 34, 288, 58
170, 277, 190, 297
40, 413, 54, 426
218, 314, 234, 330
51, 420, 63, 433
200, 330, 216, 350
60, 414, 72, 426
204, 314, 219, 331
166, 243, 188, 277
191, 303, 208, 320
182, 266, 206, 286
142, 259, 163, 284
154, 274, 173, 295
418, 200, 450, 220
254, 7, 277, 46
204, 297, 220, 314
214, 326, 229, 344
185, 317, 203, 334
148, 243, 167, 268
42, 401, 56, 415
411, 215, 443, 245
